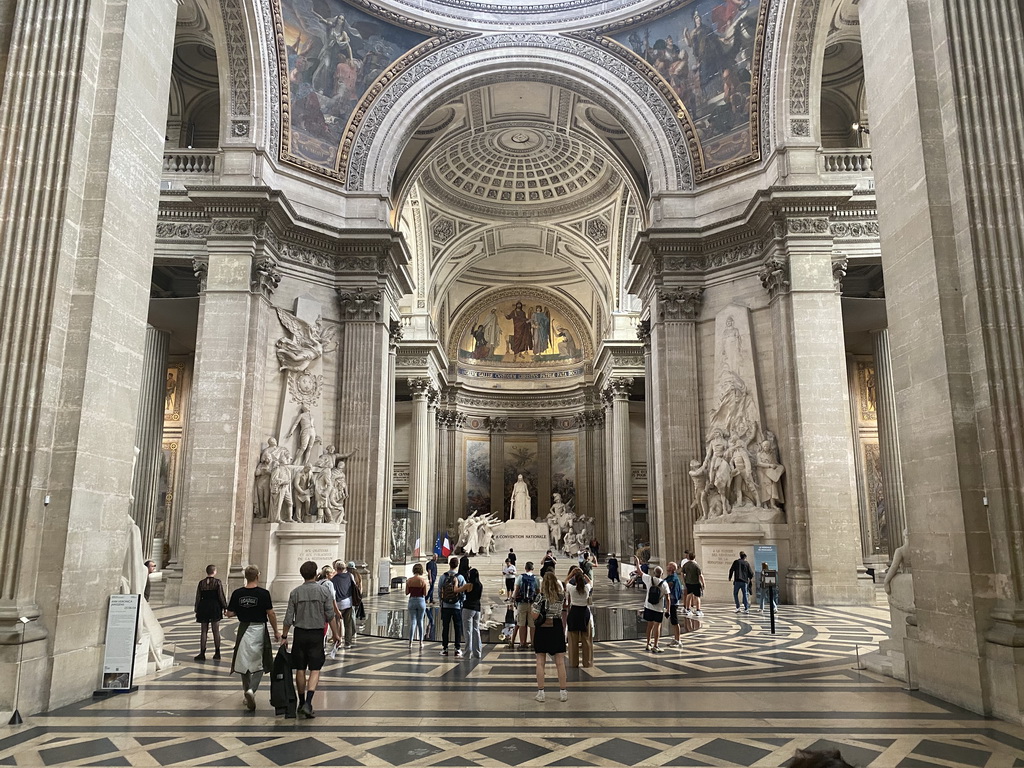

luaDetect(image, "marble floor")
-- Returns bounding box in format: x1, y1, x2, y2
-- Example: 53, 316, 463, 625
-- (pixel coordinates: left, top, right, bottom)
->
3, 588, 1024, 767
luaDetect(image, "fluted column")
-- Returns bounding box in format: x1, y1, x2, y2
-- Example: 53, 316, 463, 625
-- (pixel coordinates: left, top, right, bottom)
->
588, 410, 608, 547
607, 378, 633, 547
871, 330, 906, 558
536, 417, 553, 521
130, 327, 171, 559
435, 409, 453, 538
407, 379, 433, 516
0, 0, 177, 715
603, 397, 618, 555
424, 390, 439, 552
487, 417, 507, 519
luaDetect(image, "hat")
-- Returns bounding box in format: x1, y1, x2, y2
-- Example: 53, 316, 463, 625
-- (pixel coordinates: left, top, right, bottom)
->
347, 561, 356, 569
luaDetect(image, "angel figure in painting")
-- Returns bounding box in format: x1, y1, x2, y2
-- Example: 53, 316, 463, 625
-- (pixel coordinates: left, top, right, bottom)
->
275, 307, 338, 372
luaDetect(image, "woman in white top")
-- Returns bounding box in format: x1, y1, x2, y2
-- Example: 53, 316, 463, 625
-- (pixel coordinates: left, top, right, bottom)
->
564, 565, 593, 668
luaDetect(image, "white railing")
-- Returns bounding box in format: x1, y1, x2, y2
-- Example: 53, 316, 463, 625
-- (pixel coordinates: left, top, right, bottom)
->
821, 150, 873, 173
162, 150, 218, 176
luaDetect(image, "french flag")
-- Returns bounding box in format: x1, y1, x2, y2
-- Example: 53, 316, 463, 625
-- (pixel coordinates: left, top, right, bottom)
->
434, 532, 451, 558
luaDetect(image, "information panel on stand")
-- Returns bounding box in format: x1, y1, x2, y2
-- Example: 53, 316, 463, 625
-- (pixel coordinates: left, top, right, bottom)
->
100, 594, 140, 690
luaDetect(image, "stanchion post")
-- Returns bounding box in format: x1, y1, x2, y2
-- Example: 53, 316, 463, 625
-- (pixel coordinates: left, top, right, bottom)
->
8, 617, 29, 725
768, 586, 776, 635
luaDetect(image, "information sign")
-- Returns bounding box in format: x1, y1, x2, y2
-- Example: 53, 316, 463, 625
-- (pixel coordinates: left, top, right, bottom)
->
100, 594, 140, 690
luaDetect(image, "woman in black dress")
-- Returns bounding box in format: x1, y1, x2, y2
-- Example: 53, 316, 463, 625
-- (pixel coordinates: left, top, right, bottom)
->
531, 570, 568, 702
194, 564, 228, 660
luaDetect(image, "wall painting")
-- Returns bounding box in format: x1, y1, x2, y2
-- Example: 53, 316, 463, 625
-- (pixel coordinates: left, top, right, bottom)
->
465, 437, 491, 515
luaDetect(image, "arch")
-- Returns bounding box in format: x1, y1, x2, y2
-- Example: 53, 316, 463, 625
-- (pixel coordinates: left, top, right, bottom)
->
348, 34, 694, 196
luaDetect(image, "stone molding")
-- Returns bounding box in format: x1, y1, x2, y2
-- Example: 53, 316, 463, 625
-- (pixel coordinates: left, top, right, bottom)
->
636, 318, 651, 349
534, 416, 554, 432
830, 220, 880, 239
788, 0, 824, 119
787, 216, 831, 235
219, 0, 251, 139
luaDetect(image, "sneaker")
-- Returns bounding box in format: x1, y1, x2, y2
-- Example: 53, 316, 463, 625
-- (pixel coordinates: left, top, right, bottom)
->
535, 690, 546, 702
734, 607, 742, 613
193, 654, 206, 661
329, 645, 337, 660
559, 690, 568, 702
473, 652, 482, 659
298, 703, 316, 719
243, 689, 256, 711
742, 608, 749, 613
212, 652, 221, 660
455, 650, 464, 658
440, 649, 449, 656
684, 609, 694, 617
651, 646, 664, 653
696, 610, 704, 617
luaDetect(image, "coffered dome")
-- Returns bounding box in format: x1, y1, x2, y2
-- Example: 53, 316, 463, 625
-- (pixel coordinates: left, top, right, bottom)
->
419, 126, 621, 219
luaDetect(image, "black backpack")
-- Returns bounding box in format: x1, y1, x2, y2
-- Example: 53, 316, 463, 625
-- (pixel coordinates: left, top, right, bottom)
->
647, 579, 663, 607
440, 572, 461, 604
516, 573, 537, 604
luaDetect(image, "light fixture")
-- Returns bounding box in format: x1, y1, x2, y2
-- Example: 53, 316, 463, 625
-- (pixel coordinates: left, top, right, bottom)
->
852, 122, 870, 135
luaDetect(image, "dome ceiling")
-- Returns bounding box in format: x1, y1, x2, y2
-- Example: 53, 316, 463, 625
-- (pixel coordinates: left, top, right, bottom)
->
419, 126, 622, 219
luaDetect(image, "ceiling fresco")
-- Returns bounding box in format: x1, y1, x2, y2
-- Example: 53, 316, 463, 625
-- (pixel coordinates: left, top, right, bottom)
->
573, 0, 768, 177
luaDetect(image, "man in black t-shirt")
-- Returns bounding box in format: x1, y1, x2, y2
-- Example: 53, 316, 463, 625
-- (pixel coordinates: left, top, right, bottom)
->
226, 564, 280, 711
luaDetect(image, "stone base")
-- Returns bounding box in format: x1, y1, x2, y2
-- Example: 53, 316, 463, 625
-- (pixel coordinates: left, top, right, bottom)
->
694, 521, 791, 605
491, 520, 551, 566
250, 521, 346, 603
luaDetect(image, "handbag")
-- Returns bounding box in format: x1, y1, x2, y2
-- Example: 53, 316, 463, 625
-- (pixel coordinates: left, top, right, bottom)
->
533, 598, 547, 629
354, 601, 366, 620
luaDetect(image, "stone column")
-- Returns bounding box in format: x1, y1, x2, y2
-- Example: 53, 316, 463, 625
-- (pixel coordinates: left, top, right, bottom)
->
407, 379, 433, 543
602, 397, 618, 555
336, 288, 393, 572
0, 0, 177, 714
424, 390, 439, 552
587, 409, 608, 548
606, 378, 633, 552
861, 0, 1024, 719
536, 417, 553, 521
129, 326, 171, 559
758, 214, 871, 605
646, 291, 704, 560
871, 330, 906, 558
488, 417, 507, 519
170, 222, 279, 603
435, 408, 453, 538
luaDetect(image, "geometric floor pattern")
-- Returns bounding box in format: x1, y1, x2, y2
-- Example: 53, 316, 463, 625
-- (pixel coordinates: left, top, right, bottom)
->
3, 593, 1024, 767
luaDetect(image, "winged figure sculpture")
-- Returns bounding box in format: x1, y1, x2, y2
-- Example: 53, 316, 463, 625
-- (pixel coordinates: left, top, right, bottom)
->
275, 307, 338, 372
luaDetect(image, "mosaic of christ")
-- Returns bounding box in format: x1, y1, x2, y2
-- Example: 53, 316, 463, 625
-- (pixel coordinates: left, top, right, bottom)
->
458, 300, 584, 366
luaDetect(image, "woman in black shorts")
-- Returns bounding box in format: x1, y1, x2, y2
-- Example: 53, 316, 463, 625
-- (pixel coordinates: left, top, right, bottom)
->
531, 570, 568, 702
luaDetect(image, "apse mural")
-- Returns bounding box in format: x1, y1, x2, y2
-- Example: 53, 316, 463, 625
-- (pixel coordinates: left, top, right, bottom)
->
465, 438, 491, 514
457, 299, 585, 366
275, 0, 430, 173
598, 0, 766, 174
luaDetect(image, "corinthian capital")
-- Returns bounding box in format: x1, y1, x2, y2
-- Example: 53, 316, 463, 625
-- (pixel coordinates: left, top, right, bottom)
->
337, 288, 382, 320
658, 288, 704, 321
758, 257, 791, 300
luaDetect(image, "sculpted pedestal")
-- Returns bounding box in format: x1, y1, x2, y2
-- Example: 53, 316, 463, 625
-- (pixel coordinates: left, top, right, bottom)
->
693, 521, 791, 605
491, 520, 550, 565
250, 521, 346, 603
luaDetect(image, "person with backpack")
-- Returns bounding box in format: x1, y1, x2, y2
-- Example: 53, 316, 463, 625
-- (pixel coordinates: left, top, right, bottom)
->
729, 551, 754, 613
437, 557, 465, 657
457, 568, 484, 659
512, 562, 539, 650
663, 561, 684, 648
626, 557, 669, 653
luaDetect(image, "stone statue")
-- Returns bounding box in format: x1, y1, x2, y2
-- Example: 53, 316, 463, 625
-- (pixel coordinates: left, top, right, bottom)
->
254, 437, 289, 519
688, 459, 709, 519
701, 428, 733, 517
510, 473, 531, 520
463, 511, 484, 554
327, 459, 350, 524
293, 464, 315, 520
547, 493, 569, 549
755, 440, 785, 509
884, 528, 911, 596
478, 516, 499, 555
315, 444, 338, 469
271, 462, 295, 523
275, 307, 337, 372
729, 436, 760, 507
285, 405, 318, 466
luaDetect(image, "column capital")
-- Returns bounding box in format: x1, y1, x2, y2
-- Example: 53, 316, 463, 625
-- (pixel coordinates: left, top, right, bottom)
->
604, 377, 633, 401
758, 256, 791, 300
388, 318, 403, 349
636, 318, 652, 349
534, 417, 553, 432
407, 377, 435, 399
486, 416, 508, 434
832, 255, 849, 294
657, 287, 704, 321
192, 256, 209, 293
252, 255, 282, 297
337, 287, 382, 321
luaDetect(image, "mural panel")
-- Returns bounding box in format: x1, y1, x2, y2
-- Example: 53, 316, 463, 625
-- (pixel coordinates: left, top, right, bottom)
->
465, 438, 491, 514
458, 298, 585, 367
275, 0, 431, 174
592, 0, 767, 175
551, 438, 578, 510
503, 440, 538, 521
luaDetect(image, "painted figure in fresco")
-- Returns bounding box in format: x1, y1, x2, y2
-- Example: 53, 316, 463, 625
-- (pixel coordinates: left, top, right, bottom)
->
556, 326, 579, 358
481, 309, 502, 355
685, 9, 729, 95
310, 11, 359, 94
505, 302, 533, 360
532, 306, 552, 356
470, 324, 490, 359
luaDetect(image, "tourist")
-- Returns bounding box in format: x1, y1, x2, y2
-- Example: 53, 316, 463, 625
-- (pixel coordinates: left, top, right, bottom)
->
193, 564, 228, 661
281, 560, 339, 719
144, 559, 156, 602
607, 553, 620, 584
502, 558, 516, 596
226, 564, 280, 711
728, 551, 754, 613
664, 561, 684, 648
405, 562, 429, 649
565, 565, 593, 668
788, 748, 855, 768
589, 537, 599, 560
426, 553, 438, 604
758, 561, 779, 612
512, 561, 539, 650
531, 570, 568, 701
541, 550, 557, 576
507, 548, 517, 566
458, 567, 484, 659
330, 561, 357, 648
580, 551, 593, 580
627, 558, 669, 652
438, 557, 465, 657
457, 548, 471, 580
317, 564, 341, 658
682, 552, 705, 617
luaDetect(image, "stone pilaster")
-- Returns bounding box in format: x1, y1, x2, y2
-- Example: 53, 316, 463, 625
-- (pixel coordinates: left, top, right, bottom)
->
647, 289, 703, 560
759, 213, 871, 605
603, 396, 619, 555
487, 417, 507, 519
170, 219, 278, 603
862, 0, 1024, 719
586, 410, 607, 547
606, 378, 634, 542
407, 378, 433, 517
536, 417, 553, 521
871, 330, 906, 559
0, 0, 177, 715
435, 408, 453, 538
129, 327, 171, 559
424, 389, 439, 553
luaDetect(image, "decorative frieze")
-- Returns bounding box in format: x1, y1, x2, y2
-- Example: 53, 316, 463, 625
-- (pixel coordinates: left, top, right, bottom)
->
486, 416, 508, 434
156, 221, 210, 240
787, 217, 831, 235
830, 221, 880, 239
